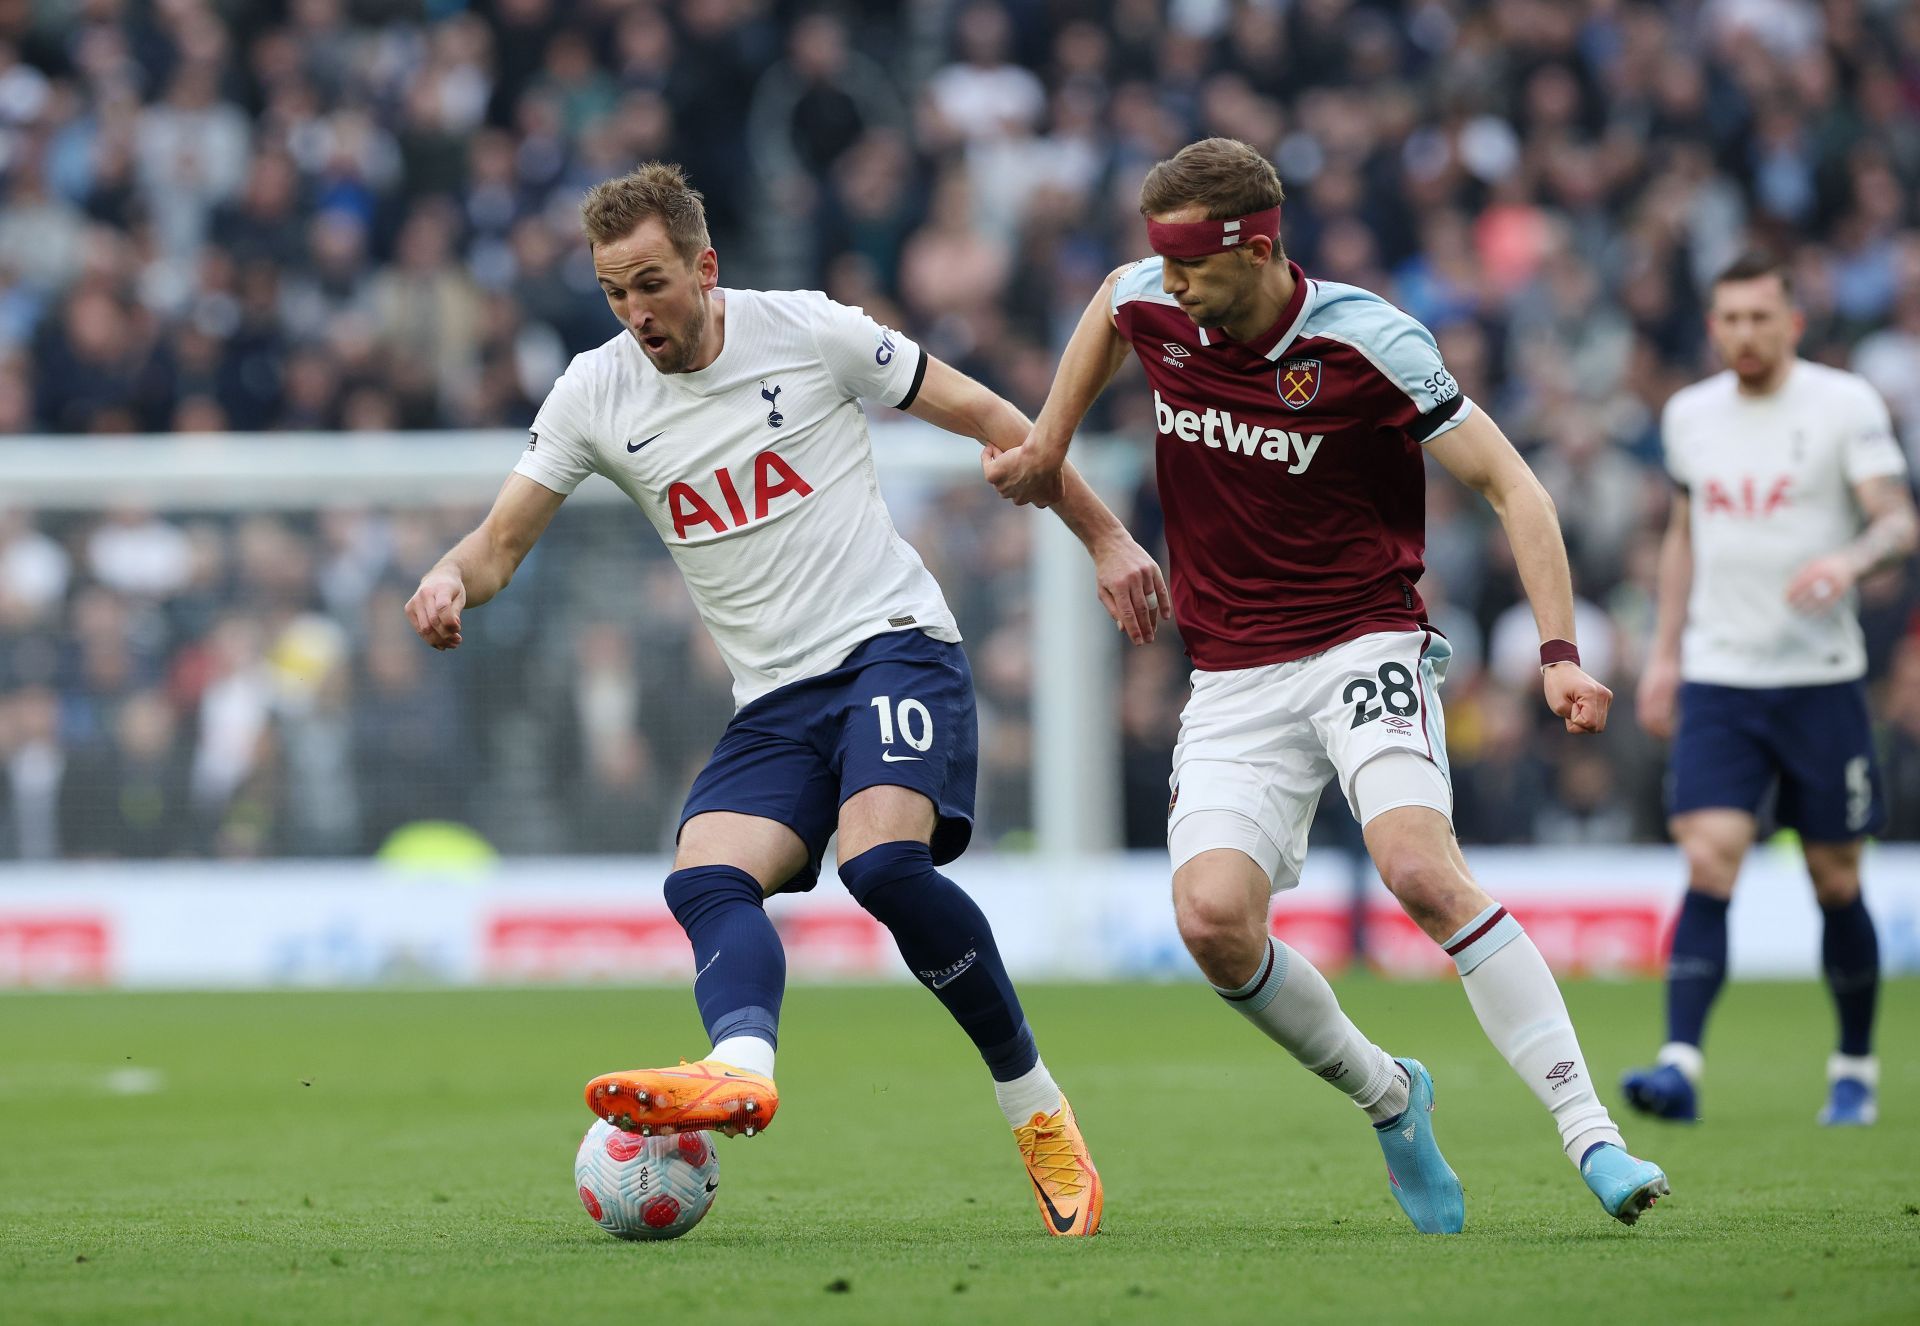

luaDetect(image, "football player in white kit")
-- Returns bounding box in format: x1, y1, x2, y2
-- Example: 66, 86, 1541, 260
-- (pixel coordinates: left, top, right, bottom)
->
1626, 252, 1918, 1126
404, 164, 1170, 1235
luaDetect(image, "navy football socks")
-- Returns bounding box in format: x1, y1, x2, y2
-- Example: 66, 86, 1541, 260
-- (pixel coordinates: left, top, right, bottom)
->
1665, 889, 1730, 1049
663, 865, 786, 1051
838, 840, 1039, 1081
1820, 894, 1880, 1057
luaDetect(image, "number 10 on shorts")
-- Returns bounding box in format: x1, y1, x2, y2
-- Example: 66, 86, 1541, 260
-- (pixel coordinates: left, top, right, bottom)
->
871, 694, 935, 751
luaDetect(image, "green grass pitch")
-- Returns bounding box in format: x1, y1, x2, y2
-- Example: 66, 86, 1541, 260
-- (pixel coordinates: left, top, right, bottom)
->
2, 979, 1916, 1325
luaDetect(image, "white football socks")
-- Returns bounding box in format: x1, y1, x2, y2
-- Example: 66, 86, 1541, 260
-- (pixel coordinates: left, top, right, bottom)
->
1215, 937, 1409, 1124
710, 1034, 776, 1079
1445, 904, 1622, 1163
994, 1057, 1063, 1128
1657, 1041, 1705, 1084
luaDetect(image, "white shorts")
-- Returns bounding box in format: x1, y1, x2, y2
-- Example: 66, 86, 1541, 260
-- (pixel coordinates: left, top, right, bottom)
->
1167, 629, 1454, 892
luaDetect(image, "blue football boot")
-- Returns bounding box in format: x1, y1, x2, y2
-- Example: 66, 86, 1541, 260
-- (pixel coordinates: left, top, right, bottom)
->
1374, 1057, 1465, 1234
1818, 1056, 1878, 1126
1580, 1142, 1669, 1225
1620, 1063, 1699, 1121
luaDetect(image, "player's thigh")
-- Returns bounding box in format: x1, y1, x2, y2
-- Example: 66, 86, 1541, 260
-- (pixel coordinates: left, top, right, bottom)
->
675, 812, 812, 896
1771, 680, 1884, 845
680, 715, 840, 893
833, 633, 979, 866
1667, 808, 1756, 897
1669, 681, 1776, 824
1168, 663, 1332, 894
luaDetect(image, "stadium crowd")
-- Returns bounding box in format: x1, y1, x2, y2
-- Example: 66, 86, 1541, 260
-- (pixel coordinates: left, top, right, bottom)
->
4, 0, 1920, 859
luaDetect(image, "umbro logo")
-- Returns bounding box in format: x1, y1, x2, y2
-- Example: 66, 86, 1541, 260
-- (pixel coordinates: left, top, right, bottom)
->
1383, 716, 1413, 730
1546, 1061, 1579, 1091
627, 431, 664, 453
1162, 342, 1189, 358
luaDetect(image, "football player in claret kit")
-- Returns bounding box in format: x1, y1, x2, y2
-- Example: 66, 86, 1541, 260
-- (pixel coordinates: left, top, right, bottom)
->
405, 163, 1172, 1236
1623, 253, 1917, 1127
986, 137, 1668, 1230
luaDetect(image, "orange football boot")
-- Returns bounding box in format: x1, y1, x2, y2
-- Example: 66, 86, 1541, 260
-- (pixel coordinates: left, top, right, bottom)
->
1015, 1096, 1103, 1236
585, 1059, 779, 1138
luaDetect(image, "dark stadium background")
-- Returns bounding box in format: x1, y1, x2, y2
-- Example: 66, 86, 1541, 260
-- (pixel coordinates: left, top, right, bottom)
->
2, 0, 1919, 863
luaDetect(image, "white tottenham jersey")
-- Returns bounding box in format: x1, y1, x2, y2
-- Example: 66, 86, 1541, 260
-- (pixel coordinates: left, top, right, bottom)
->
1662, 360, 1907, 687
515, 288, 958, 706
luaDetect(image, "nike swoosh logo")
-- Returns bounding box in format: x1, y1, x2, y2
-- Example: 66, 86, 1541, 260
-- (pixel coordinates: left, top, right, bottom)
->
1031, 1177, 1078, 1233
704, 1179, 718, 1193
627, 432, 664, 453
880, 751, 923, 763
929, 960, 975, 990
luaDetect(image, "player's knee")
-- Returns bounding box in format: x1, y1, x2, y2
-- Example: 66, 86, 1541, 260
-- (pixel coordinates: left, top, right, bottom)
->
1677, 838, 1739, 896
1377, 852, 1475, 934
1173, 886, 1266, 982
1809, 866, 1861, 908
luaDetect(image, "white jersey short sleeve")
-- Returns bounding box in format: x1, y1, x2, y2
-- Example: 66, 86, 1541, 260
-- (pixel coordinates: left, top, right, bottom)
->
1662, 361, 1908, 686
513, 288, 958, 707
517, 355, 603, 495
807, 293, 928, 408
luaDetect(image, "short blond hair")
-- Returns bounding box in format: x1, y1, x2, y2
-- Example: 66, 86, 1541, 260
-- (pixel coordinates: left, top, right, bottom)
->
1139, 138, 1285, 220
581, 162, 711, 261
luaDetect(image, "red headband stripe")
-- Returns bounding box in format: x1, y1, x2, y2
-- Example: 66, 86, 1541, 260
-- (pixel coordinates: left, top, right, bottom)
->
1146, 206, 1281, 259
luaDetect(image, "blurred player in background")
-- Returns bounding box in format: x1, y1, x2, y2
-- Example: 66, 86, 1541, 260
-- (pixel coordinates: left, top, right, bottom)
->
987, 138, 1667, 1230
1625, 254, 1917, 1128
406, 163, 1170, 1236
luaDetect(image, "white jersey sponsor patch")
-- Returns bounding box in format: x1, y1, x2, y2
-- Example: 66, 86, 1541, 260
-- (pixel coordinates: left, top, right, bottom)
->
1662, 360, 1907, 687
516, 288, 957, 706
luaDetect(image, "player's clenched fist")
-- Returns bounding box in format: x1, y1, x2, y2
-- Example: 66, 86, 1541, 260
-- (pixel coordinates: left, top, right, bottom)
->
982, 442, 1066, 509
406, 571, 468, 651
1544, 663, 1611, 733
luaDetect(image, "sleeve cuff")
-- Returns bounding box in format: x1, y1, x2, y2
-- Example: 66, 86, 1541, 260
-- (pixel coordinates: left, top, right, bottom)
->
894, 346, 929, 410
1412, 395, 1473, 444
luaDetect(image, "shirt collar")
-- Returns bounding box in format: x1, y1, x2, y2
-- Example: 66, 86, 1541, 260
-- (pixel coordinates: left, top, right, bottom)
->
1196, 260, 1314, 359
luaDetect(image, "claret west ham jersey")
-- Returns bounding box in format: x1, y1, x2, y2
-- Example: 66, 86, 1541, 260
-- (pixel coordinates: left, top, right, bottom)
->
516, 288, 959, 706
1113, 257, 1472, 670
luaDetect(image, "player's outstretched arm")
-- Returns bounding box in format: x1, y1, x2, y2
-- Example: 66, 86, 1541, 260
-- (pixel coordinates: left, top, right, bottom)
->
905, 354, 1170, 644
1427, 408, 1612, 734
982, 268, 1132, 509
1637, 491, 1692, 739
405, 473, 566, 651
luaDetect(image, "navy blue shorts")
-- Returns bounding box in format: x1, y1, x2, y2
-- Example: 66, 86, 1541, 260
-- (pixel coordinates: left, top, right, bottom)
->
1669, 679, 1884, 841
679, 630, 979, 892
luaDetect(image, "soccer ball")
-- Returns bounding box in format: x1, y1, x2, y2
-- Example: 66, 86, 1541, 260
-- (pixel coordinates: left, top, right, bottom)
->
574, 1118, 720, 1240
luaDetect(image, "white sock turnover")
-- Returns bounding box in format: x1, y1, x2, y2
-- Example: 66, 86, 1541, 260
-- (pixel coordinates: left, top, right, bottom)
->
710, 1034, 776, 1079
995, 1056, 1063, 1128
